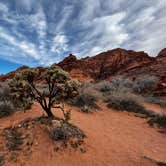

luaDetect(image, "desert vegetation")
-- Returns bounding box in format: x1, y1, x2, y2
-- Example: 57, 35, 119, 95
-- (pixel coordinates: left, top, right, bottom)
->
0, 66, 87, 165
0, 155, 5, 166
0, 83, 15, 118
49, 121, 85, 146
5, 70, 162, 126
7, 66, 86, 147
0, 66, 165, 165
148, 115, 166, 130
3, 127, 24, 151
8, 66, 79, 121
71, 76, 163, 114
70, 82, 100, 112
157, 162, 166, 166
0, 81, 34, 118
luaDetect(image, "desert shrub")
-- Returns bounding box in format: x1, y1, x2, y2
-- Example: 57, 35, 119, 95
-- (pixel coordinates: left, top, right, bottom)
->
0, 81, 32, 118
50, 122, 85, 141
0, 82, 32, 111
7, 77, 33, 110
94, 78, 138, 101
106, 92, 149, 114
0, 155, 5, 166
95, 76, 160, 113
36, 83, 50, 97
94, 77, 135, 103
3, 127, 24, 151
0, 83, 10, 100
72, 93, 99, 112
146, 96, 166, 108
94, 77, 163, 117
133, 76, 158, 94
95, 80, 113, 93
71, 83, 101, 112
0, 83, 15, 118
0, 101, 14, 118
95, 77, 132, 94
9, 66, 79, 121
108, 76, 133, 92
96, 76, 158, 95
148, 115, 166, 129
12, 97, 32, 110
157, 162, 166, 166
71, 76, 160, 114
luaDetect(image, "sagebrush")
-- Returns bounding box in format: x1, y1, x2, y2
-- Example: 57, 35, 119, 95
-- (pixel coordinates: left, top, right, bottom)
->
0, 83, 15, 118
70, 83, 101, 112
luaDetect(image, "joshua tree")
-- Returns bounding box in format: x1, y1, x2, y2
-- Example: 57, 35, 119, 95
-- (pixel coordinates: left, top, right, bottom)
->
9, 66, 79, 121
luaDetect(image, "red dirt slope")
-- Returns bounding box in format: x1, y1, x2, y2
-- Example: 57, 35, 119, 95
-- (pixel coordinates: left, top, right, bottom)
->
0, 103, 166, 166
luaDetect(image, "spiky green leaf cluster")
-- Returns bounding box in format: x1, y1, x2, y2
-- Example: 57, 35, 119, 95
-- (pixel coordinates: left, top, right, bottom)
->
8, 66, 80, 118
8, 69, 38, 109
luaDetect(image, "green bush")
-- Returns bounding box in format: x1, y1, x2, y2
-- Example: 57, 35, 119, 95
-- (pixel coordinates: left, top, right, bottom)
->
72, 93, 99, 112
157, 161, 166, 166
95, 80, 113, 93
71, 83, 101, 112
9, 67, 79, 121
50, 122, 85, 141
3, 127, 24, 151
0, 82, 32, 118
0, 155, 5, 166
146, 96, 166, 108
107, 97, 147, 114
0, 101, 14, 118
133, 76, 158, 94
70, 76, 160, 115
148, 115, 166, 129
94, 77, 160, 115
95, 78, 132, 95
0, 83, 15, 118
95, 76, 158, 95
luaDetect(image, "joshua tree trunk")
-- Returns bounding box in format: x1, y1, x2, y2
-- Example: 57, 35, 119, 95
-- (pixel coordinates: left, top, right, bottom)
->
45, 108, 54, 117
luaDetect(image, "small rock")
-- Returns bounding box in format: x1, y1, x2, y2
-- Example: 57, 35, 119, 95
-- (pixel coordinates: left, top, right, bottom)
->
54, 147, 60, 152
27, 126, 31, 129
80, 147, 87, 153
34, 142, 38, 146
18, 124, 22, 128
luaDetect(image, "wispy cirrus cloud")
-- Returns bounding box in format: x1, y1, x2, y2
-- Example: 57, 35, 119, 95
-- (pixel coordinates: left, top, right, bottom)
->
0, 0, 166, 67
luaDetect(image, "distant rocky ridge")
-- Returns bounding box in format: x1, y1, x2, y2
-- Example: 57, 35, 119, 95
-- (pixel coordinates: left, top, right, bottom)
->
0, 48, 166, 96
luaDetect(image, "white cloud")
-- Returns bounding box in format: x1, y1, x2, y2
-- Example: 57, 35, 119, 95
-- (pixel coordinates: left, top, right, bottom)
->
72, 0, 166, 57
55, 5, 74, 32
51, 34, 68, 54
71, 12, 129, 57
0, 27, 40, 60
15, 0, 33, 12
0, 0, 166, 67
0, 2, 8, 13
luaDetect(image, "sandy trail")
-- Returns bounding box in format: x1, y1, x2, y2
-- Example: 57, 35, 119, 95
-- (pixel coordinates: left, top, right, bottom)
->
0, 103, 166, 166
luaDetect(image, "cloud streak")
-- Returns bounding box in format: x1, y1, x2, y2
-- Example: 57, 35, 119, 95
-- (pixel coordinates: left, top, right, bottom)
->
0, 0, 166, 66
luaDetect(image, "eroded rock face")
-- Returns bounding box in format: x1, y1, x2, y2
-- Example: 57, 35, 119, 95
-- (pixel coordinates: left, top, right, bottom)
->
57, 48, 166, 95
0, 66, 29, 82
58, 48, 154, 80
0, 48, 166, 95
157, 48, 166, 58
0, 66, 46, 82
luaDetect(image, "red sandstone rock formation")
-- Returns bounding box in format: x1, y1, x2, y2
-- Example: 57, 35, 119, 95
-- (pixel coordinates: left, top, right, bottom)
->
0, 48, 165, 95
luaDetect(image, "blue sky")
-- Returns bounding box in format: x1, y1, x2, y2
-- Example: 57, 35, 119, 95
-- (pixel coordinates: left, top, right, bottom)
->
0, 0, 166, 74
0, 59, 21, 74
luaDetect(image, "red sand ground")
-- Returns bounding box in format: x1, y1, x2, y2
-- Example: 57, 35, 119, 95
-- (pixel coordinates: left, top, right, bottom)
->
0, 103, 166, 166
